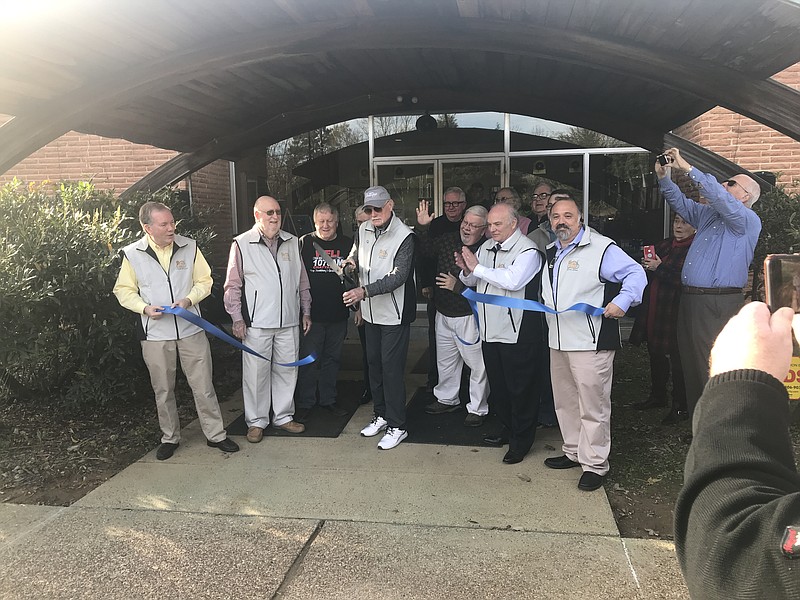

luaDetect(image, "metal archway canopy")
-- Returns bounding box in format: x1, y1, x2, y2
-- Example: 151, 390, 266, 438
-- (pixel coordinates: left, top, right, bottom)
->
1, 0, 799, 185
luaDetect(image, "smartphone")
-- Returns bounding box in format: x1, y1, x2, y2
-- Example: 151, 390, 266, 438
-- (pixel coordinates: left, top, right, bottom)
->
643, 245, 656, 260
765, 254, 800, 313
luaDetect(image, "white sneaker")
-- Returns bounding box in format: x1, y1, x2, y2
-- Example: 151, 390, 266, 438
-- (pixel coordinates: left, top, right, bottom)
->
360, 415, 388, 437
377, 427, 408, 450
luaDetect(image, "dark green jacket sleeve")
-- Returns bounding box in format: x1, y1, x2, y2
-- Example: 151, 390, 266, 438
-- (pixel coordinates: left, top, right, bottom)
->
675, 369, 800, 599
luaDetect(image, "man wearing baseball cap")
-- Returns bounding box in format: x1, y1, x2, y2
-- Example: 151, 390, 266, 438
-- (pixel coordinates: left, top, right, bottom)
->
343, 186, 417, 450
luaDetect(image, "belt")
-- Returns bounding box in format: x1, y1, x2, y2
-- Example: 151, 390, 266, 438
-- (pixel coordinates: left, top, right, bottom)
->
682, 286, 743, 295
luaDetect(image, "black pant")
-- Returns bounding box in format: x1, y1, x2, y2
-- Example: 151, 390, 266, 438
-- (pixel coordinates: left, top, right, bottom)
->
482, 341, 543, 456
357, 324, 370, 396
365, 322, 410, 429
648, 349, 687, 411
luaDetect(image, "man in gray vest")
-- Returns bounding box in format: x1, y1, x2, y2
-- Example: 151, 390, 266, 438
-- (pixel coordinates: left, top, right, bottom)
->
113, 201, 239, 461
343, 186, 417, 450
223, 196, 311, 443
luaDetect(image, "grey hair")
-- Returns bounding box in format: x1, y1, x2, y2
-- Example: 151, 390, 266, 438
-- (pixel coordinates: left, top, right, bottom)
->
354, 204, 367, 219
139, 201, 171, 225
443, 186, 466, 203
739, 175, 761, 207
313, 202, 339, 220
464, 204, 488, 224
495, 186, 522, 210
490, 201, 520, 224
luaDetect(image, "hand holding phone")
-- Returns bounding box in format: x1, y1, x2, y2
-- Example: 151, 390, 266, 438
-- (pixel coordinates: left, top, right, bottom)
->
643, 245, 656, 260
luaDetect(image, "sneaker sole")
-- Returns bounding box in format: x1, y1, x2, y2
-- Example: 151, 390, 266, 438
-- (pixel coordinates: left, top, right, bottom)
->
377, 431, 408, 450
360, 426, 387, 437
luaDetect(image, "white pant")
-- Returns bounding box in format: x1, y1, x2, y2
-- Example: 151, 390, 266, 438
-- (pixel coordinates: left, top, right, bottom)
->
433, 312, 489, 416
242, 326, 299, 428
550, 349, 615, 475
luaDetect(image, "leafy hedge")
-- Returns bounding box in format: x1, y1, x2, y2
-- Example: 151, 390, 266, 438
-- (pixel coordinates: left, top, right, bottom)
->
0, 180, 214, 407
752, 183, 800, 300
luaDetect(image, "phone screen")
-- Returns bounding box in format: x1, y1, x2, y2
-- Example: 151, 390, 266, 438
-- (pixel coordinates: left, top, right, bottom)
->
765, 254, 800, 313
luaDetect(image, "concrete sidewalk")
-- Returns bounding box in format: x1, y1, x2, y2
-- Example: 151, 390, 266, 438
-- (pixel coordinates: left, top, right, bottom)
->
0, 338, 688, 599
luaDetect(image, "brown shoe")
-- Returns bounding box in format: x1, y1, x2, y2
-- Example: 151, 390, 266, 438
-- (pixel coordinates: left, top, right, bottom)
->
246, 426, 264, 443
276, 420, 305, 434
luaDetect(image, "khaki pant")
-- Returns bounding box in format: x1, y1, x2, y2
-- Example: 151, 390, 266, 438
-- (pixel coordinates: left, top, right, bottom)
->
141, 332, 226, 444
550, 348, 615, 475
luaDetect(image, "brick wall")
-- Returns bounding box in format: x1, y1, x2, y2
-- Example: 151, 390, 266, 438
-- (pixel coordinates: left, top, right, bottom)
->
189, 161, 233, 267
674, 63, 800, 192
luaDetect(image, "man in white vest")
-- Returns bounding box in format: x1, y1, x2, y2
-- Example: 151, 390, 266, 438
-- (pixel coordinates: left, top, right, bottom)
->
113, 201, 239, 461
223, 196, 312, 443
342, 186, 417, 450
540, 195, 646, 491
456, 202, 546, 465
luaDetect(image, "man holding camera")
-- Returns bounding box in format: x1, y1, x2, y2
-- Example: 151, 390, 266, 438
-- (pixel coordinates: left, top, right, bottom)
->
655, 148, 762, 418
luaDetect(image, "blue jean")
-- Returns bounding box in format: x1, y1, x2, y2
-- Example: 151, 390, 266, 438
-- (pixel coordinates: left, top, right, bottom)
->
296, 320, 348, 409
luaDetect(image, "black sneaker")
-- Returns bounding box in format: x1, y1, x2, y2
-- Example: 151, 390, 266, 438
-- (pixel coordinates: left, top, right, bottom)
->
425, 401, 460, 415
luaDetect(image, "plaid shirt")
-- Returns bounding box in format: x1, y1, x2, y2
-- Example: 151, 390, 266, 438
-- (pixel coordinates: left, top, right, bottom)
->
417, 228, 480, 318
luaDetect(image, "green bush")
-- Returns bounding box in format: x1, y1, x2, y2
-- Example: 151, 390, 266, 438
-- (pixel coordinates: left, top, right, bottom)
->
0, 180, 215, 407
752, 183, 800, 300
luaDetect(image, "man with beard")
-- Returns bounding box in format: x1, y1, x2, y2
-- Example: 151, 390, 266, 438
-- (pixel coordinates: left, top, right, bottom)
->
541, 194, 646, 491
416, 202, 490, 427
456, 202, 545, 464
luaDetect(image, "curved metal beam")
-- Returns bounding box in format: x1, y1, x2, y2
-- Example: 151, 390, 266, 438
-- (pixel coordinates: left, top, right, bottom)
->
3, 16, 800, 176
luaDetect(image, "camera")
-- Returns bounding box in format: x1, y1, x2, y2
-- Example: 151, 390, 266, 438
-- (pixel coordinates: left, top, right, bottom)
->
764, 254, 800, 313
656, 153, 672, 166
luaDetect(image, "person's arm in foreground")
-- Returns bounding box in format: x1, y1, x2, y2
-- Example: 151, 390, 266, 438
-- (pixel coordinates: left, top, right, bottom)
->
675, 302, 800, 599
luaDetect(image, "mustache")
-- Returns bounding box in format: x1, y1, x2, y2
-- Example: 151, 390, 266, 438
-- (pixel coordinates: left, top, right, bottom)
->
556, 224, 569, 230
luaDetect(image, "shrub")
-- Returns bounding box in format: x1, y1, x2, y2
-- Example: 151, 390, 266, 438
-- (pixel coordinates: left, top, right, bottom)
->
0, 180, 215, 407
752, 183, 800, 300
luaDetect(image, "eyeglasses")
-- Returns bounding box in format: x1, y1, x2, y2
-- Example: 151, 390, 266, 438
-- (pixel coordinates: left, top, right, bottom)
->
363, 205, 385, 214
258, 209, 281, 216
531, 192, 552, 201
494, 196, 514, 203
724, 179, 750, 195
461, 221, 486, 230
443, 201, 465, 208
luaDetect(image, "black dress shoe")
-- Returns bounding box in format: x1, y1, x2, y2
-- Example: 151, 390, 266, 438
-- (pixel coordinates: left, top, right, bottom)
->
207, 437, 240, 453
295, 407, 313, 424
544, 455, 581, 469
502, 450, 524, 464
156, 442, 179, 461
321, 403, 349, 418
483, 434, 509, 447
360, 390, 372, 405
578, 471, 604, 491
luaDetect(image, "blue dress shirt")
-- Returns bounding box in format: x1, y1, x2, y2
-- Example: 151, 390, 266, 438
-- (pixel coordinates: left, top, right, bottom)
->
658, 168, 761, 288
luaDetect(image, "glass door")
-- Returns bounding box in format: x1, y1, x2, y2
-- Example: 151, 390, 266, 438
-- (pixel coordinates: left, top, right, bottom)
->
374, 161, 436, 227
440, 158, 504, 210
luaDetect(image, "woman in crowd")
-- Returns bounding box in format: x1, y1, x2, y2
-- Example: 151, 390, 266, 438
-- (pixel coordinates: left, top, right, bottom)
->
630, 213, 696, 424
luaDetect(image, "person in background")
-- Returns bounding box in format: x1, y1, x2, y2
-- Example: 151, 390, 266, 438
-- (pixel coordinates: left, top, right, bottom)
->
674, 302, 800, 600
223, 195, 311, 443
353, 205, 371, 405
419, 187, 468, 393
656, 147, 762, 418
295, 203, 352, 422
493, 187, 531, 235
529, 181, 554, 227
629, 213, 696, 424
343, 186, 417, 451
113, 201, 239, 460
416, 201, 490, 427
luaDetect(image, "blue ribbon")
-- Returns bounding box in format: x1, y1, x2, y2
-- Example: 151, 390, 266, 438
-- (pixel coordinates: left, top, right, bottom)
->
455, 288, 605, 345
160, 305, 316, 367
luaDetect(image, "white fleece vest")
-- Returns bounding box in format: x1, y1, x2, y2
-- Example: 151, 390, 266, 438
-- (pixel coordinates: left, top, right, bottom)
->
122, 234, 202, 341
234, 227, 302, 328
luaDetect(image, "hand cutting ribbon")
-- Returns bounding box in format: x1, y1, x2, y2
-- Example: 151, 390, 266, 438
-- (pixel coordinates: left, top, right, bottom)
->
160, 306, 316, 367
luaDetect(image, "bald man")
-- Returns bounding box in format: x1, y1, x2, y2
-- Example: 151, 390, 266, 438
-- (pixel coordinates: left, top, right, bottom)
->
224, 196, 312, 443
656, 148, 762, 418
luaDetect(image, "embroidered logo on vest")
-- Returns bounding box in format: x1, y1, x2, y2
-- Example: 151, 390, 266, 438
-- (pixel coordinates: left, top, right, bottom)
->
567, 259, 579, 271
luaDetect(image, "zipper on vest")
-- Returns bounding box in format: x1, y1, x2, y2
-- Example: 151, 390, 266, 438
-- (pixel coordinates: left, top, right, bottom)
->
586, 313, 597, 345
507, 308, 517, 333
250, 290, 258, 324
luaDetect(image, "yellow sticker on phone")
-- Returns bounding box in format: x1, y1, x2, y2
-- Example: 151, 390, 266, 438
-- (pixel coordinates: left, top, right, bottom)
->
783, 356, 800, 400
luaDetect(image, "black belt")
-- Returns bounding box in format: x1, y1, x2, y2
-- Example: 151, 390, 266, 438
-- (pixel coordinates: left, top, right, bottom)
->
683, 286, 743, 295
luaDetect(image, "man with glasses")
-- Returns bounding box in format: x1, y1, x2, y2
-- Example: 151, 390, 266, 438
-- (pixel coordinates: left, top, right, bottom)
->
655, 148, 762, 418
223, 195, 311, 443
493, 187, 532, 235
530, 181, 554, 226
342, 186, 417, 450
416, 202, 490, 427
419, 187, 468, 393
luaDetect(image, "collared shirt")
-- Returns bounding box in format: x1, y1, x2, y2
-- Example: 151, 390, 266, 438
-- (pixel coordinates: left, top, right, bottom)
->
223, 231, 312, 323
552, 228, 646, 313
460, 229, 543, 291
113, 234, 212, 314
658, 168, 761, 288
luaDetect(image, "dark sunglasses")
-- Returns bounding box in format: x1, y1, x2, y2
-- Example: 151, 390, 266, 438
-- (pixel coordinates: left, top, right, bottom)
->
363, 205, 385, 214
724, 180, 750, 196
258, 209, 281, 216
